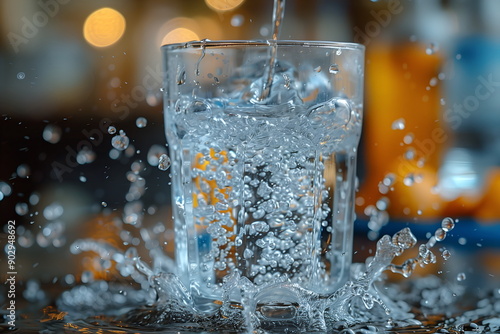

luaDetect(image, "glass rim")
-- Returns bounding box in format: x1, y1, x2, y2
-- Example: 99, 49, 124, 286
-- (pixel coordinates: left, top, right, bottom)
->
161, 39, 365, 52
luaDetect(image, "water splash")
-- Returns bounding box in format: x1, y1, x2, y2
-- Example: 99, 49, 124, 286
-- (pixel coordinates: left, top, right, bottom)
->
61, 215, 460, 332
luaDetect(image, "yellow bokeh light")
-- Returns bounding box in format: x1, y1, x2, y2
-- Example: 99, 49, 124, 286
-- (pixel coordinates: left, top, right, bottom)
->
205, 0, 245, 12
83, 7, 126, 48
158, 17, 200, 46
162, 28, 200, 45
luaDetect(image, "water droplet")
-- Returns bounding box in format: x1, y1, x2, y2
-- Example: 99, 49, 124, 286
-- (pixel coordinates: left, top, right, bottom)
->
404, 148, 416, 160
108, 126, 117, 135
382, 173, 396, 186
456, 272, 466, 281
328, 64, 339, 74
314, 66, 322, 72
392, 118, 405, 130
17, 72, 25, 80
0, 182, 12, 198
76, 148, 96, 165
392, 228, 417, 249
403, 133, 414, 145
441, 217, 455, 232
376, 197, 389, 211
336, 49, 342, 56
15, 202, 29, 216
146, 144, 167, 167
17, 164, 30, 178
136, 117, 147, 128
403, 173, 415, 186
434, 228, 446, 242
79, 175, 87, 182
81, 270, 94, 283
111, 132, 129, 151
429, 77, 438, 87
29, 193, 39, 205
426, 42, 438, 55
101, 201, 108, 207
43, 202, 64, 220
43, 124, 62, 144
158, 154, 171, 171
231, 14, 244, 27
442, 249, 451, 260
259, 24, 271, 37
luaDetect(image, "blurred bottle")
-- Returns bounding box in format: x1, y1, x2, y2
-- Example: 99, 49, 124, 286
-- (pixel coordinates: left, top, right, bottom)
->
356, 0, 453, 220
439, 0, 500, 221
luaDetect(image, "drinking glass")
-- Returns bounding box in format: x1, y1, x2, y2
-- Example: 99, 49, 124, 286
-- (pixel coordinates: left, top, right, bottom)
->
162, 40, 364, 311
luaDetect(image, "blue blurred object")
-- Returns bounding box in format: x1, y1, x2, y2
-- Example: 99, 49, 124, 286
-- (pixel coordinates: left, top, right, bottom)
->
355, 217, 500, 249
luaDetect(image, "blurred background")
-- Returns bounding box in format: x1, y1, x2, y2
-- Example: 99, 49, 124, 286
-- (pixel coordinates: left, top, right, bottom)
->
1, 0, 500, 291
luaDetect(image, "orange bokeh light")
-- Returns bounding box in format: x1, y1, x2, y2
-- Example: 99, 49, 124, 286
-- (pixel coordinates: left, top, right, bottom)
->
205, 0, 245, 12
83, 7, 126, 48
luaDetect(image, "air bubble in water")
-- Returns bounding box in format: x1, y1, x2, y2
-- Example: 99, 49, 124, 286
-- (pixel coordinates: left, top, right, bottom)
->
43, 124, 62, 144
112, 131, 130, 151
441, 217, 455, 232
158, 154, 171, 171
108, 126, 117, 135
328, 64, 339, 74
457, 272, 466, 281
15, 202, 29, 216
17, 72, 25, 80
102, 201, 108, 207
136, 117, 147, 128
392, 118, 405, 130
231, 14, 244, 27
314, 66, 322, 72
429, 77, 438, 87
79, 176, 87, 182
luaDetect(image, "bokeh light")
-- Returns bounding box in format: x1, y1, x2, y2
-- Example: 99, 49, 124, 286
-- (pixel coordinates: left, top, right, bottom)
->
83, 7, 126, 48
205, 0, 245, 12
158, 17, 200, 46
162, 28, 200, 45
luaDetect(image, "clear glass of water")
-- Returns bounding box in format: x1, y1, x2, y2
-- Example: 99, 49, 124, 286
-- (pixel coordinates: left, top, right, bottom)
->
162, 40, 364, 311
